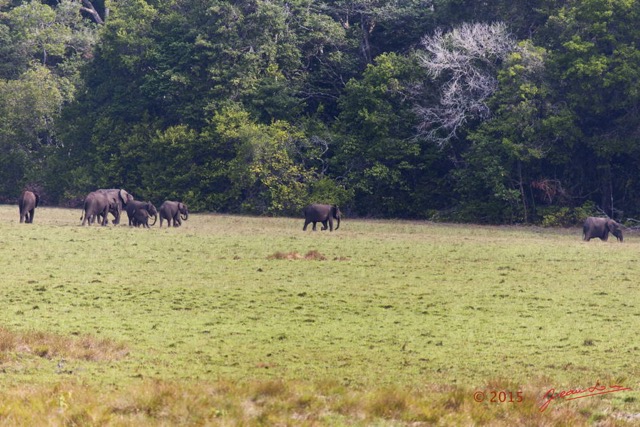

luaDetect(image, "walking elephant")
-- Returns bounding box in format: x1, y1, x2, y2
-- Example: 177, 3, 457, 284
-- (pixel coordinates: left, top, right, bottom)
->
583, 217, 623, 242
126, 201, 158, 228
302, 204, 341, 231
81, 191, 118, 226
96, 189, 134, 225
159, 201, 188, 227
18, 190, 39, 223
131, 208, 154, 228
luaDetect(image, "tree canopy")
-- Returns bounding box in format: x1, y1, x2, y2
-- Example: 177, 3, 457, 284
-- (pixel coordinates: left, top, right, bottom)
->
3, 0, 640, 224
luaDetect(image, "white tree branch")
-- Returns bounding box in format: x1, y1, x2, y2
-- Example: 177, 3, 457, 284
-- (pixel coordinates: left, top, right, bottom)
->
415, 22, 516, 146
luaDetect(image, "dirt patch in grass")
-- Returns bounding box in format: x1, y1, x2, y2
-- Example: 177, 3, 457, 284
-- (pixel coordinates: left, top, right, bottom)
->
0, 327, 129, 361
267, 250, 327, 261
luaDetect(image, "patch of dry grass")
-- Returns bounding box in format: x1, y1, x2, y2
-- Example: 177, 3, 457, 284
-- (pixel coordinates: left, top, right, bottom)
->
0, 379, 626, 426
0, 327, 129, 362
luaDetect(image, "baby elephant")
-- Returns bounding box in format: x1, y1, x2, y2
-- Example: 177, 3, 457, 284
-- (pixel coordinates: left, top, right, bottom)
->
126, 201, 158, 228
583, 217, 623, 242
159, 201, 189, 227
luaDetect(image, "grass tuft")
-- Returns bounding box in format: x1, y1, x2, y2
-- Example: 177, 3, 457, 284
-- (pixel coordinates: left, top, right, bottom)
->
267, 251, 303, 260
304, 250, 326, 260
366, 387, 409, 418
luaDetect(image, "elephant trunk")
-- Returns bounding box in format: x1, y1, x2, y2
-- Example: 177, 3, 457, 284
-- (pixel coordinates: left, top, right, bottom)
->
150, 213, 158, 226
181, 212, 188, 221
335, 215, 340, 230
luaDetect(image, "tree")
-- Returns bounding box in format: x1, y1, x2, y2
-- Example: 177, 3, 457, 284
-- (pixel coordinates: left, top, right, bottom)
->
334, 52, 452, 217
0, 0, 96, 198
540, 0, 640, 217
415, 22, 517, 146
457, 41, 579, 223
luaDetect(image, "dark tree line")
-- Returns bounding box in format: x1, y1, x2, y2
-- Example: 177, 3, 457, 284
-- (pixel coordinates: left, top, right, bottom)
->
3, 0, 640, 224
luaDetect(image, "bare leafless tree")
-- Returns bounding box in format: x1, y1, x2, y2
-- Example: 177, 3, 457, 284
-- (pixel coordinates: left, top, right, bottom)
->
415, 22, 516, 146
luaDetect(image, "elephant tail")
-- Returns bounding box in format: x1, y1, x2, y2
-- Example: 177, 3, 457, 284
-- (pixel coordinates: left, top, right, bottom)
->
80, 201, 88, 222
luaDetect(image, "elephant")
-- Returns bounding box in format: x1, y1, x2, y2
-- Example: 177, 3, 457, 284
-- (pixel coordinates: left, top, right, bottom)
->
131, 208, 153, 228
159, 201, 189, 227
18, 190, 40, 223
95, 188, 134, 225
81, 191, 119, 226
126, 201, 158, 228
302, 203, 341, 231
583, 217, 623, 242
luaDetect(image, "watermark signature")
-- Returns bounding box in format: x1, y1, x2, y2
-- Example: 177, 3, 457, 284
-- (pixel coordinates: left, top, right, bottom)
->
539, 381, 632, 412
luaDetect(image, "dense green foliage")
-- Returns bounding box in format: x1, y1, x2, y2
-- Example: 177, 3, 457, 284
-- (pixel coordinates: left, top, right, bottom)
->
5, 0, 640, 223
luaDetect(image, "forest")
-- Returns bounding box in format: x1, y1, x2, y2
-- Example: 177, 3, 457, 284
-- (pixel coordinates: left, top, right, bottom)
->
2, 0, 640, 224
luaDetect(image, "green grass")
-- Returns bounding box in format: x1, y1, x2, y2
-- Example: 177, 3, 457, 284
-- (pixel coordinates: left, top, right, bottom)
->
0, 205, 638, 425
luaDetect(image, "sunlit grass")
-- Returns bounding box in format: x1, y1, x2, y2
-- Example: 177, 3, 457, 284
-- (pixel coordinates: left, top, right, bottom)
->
0, 205, 637, 424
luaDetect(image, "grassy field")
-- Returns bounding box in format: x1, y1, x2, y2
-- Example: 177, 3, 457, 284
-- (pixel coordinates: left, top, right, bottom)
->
0, 204, 638, 425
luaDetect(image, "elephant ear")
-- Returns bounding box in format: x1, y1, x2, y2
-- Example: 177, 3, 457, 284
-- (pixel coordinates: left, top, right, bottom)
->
34, 193, 40, 207
607, 220, 621, 234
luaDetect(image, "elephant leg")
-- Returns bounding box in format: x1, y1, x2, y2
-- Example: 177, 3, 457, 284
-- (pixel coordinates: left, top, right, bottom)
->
29, 209, 35, 223
321, 220, 328, 231
303, 220, 310, 231
312, 221, 317, 231
328, 218, 333, 231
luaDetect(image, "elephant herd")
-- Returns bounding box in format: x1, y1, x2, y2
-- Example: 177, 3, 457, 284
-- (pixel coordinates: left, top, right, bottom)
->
14, 192, 631, 240
18, 191, 341, 232
79, 189, 189, 228
18, 189, 189, 228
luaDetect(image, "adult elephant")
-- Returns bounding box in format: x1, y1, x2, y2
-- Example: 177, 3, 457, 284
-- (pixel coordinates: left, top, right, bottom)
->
302, 204, 341, 232
18, 190, 40, 223
96, 188, 134, 225
583, 217, 623, 242
81, 191, 117, 226
126, 201, 158, 227
159, 201, 188, 227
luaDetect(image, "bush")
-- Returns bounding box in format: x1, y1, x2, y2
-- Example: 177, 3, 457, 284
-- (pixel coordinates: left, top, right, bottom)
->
538, 201, 597, 227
